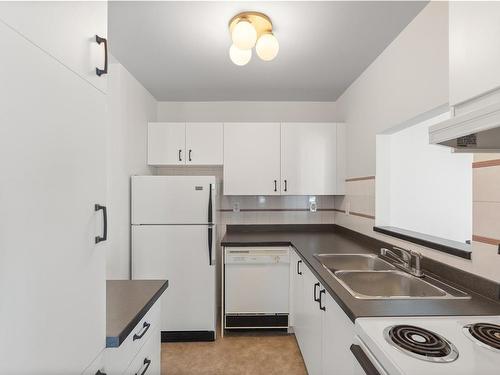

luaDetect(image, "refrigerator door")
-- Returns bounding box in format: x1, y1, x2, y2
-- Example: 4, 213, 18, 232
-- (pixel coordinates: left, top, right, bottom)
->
132, 225, 216, 333
131, 175, 216, 224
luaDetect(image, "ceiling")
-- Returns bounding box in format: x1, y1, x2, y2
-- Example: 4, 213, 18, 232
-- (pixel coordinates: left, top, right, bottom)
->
109, 1, 427, 101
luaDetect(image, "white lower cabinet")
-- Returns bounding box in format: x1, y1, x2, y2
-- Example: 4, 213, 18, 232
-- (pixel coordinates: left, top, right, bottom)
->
291, 250, 355, 375
105, 301, 161, 375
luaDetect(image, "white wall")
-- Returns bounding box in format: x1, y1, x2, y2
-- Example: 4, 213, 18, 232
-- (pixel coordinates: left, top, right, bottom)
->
376, 112, 472, 243
157, 101, 337, 122
336, 1, 449, 178
106, 59, 157, 279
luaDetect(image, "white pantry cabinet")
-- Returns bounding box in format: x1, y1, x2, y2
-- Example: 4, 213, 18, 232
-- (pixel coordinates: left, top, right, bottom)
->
281, 123, 345, 195
147, 122, 223, 165
0, 13, 107, 375
0, 1, 108, 93
290, 250, 355, 375
223, 122, 282, 195
449, 2, 500, 106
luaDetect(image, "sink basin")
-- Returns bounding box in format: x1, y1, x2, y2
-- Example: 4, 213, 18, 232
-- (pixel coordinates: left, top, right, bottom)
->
334, 270, 448, 299
314, 253, 396, 272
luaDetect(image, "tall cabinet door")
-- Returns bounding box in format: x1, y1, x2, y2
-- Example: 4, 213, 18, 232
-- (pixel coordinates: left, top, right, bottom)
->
0, 1, 108, 93
148, 122, 186, 165
281, 123, 337, 195
0, 20, 106, 374
186, 123, 223, 165
224, 123, 281, 195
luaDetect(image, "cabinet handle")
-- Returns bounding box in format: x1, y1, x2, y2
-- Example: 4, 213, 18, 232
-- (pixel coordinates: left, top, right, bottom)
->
178, 149, 182, 162
313, 282, 320, 302
319, 289, 326, 311
188, 149, 192, 162
284, 179, 288, 192
135, 358, 152, 375
297, 260, 302, 275
274, 180, 277, 192
350, 345, 381, 375
94, 204, 107, 244
133, 321, 151, 341
95, 371, 107, 375
95, 35, 108, 76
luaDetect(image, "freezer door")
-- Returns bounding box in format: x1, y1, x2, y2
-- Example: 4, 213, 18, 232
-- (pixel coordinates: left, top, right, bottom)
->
131, 175, 216, 224
132, 225, 216, 332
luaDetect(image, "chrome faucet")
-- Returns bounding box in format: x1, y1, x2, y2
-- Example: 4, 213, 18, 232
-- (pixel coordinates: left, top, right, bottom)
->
380, 247, 424, 277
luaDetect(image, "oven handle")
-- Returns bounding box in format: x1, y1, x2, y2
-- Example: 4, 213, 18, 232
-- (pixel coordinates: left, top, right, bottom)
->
350, 344, 381, 375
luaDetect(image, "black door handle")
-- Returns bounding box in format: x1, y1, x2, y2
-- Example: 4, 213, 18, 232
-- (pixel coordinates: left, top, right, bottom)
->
350, 344, 381, 375
208, 226, 213, 266
319, 289, 326, 311
188, 149, 192, 161
207, 183, 214, 266
136, 358, 152, 375
178, 149, 182, 162
95, 204, 107, 243
133, 321, 151, 341
95, 35, 108, 76
95, 371, 107, 375
274, 180, 277, 192
313, 282, 320, 302
297, 260, 302, 275
284, 180, 287, 192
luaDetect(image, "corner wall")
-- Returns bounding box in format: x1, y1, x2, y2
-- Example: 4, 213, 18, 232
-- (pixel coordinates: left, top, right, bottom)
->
106, 60, 157, 279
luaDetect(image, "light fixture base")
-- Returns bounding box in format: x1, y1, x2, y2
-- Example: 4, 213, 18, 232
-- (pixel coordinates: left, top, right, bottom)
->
229, 11, 273, 38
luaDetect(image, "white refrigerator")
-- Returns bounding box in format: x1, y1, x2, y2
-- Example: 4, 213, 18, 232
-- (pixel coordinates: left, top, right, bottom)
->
131, 176, 216, 341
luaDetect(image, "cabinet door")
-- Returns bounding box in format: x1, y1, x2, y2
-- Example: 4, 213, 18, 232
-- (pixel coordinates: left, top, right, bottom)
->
322, 292, 355, 375
281, 123, 338, 195
449, 2, 500, 105
223, 123, 281, 195
291, 252, 305, 346
0, 21, 106, 374
301, 267, 323, 375
148, 122, 186, 165
186, 122, 223, 165
0, 1, 108, 93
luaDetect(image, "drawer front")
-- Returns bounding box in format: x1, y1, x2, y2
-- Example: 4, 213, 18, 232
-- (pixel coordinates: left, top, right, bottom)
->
106, 301, 160, 374
125, 332, 161, 375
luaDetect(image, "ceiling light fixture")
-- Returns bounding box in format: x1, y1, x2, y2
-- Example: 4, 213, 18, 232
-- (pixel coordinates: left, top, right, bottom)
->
228, 11, 279, 66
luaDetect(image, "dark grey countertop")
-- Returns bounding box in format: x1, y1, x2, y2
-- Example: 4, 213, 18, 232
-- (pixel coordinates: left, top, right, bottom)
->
221, 224, 500, 322
106, 279, 168, 348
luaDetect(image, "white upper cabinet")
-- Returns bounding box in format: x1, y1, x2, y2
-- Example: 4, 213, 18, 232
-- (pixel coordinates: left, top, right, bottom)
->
224, 123, 281, 195
0, 1, 108, 93
186, 123, 223, 165
449, 2, 500, 106
281, 123, 343, 195
148, 122, 223, 165
148, 122, 186, 165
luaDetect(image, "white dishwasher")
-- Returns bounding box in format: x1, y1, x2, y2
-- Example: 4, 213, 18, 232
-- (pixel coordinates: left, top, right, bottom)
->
224, 247, 290, 329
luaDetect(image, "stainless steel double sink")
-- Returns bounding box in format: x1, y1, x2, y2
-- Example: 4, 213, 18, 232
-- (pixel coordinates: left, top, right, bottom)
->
314, 254, 470, 300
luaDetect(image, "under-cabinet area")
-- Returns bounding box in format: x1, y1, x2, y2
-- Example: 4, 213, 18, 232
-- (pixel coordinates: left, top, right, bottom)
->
4, 1, 500, 375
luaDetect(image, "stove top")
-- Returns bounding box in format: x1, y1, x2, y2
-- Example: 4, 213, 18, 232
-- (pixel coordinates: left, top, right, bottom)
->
355, 316, 500, 375
384, 325, 459, 363
464, 322, 500, 351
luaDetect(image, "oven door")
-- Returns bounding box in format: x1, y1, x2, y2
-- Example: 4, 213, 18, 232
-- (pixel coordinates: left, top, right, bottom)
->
351, 337, 389, 375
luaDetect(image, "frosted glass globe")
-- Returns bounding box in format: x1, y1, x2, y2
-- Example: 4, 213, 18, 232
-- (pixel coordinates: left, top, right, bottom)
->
231, 20, 257, 50
229, 44, 252, 66
256, 33, 279, 61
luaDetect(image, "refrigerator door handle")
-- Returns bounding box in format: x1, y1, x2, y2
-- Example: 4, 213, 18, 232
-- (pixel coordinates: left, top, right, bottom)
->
208, 183, 213, 224
208, 225, 213, 266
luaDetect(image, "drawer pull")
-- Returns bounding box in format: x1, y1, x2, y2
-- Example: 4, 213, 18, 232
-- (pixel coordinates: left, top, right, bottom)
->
136, 358, 152, 375
133, 321, 151, 341
95, 371, 107, 375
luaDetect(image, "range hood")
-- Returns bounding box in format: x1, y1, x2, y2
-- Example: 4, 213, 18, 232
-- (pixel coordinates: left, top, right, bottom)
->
429, 101, 500, 152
